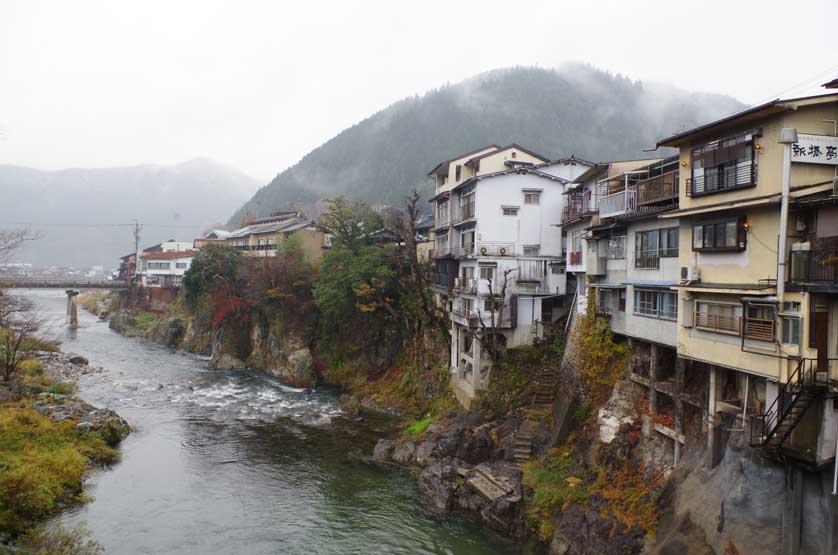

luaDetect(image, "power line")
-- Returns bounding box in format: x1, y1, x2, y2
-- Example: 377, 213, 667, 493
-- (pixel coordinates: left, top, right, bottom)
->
6, 222, 210, 229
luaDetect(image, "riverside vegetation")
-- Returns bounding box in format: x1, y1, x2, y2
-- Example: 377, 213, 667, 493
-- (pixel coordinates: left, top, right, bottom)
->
99, 197, 697, 554
0, 290, 130, 554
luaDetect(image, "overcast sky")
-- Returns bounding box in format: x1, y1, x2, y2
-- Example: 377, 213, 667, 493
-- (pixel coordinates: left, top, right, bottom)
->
1, 0, 835, 183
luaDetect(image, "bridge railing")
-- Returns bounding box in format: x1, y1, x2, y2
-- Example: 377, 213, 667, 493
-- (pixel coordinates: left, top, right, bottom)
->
0, 278, 129, 289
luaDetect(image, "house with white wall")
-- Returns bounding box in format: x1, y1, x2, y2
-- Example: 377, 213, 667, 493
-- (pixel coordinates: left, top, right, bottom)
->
429, 145, 591, 405
141, 250, 197, 288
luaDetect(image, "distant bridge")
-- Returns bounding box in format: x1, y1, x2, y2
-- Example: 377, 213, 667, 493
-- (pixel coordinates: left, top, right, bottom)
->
0, 278, 129, 290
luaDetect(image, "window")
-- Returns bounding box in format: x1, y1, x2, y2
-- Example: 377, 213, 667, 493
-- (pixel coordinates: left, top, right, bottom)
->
460, 193, 475, 220
608, 236, 626, 259
782, 316, 801, 345
455, 165, 462, 181
484, 298, 501, 312
502, 206, 519, 216
479, 264, 495, 281
695, 301, 741, 335
462, 298, 474, 313
635, 289, 659, 316
461, 230, 475, 253
635, 230, 660, 269
550, 264, 564, 275
744, 303, 776, 342
524, 191, 541, 205
661, 228, 679, 257
523, 245, 540, 256
692, 217, 745, 252
689, 132, 756, 196
175, 262, 188, 269
511, 151, 517, 159
660, 291, 678, 320
147, 262, 170, 270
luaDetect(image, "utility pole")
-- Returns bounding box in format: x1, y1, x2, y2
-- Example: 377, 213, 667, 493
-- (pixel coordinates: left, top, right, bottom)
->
133, 220, 142, 289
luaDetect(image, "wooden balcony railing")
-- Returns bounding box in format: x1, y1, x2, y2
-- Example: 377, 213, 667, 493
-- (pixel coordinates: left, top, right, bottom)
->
636, 170, 679, 205
695, 312, 741, 335
744, 317, 776, 342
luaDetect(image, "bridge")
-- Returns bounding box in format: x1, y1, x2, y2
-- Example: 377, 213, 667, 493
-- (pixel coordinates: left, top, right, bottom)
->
0, 278, 129, 289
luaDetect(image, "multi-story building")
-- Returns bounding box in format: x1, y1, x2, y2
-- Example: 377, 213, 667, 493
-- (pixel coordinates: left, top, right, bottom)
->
657, 86, 838, 469
562, 159, 662, 314
141, 250, 197, 288
225, 212, 325, 261
428, 144, 591, 406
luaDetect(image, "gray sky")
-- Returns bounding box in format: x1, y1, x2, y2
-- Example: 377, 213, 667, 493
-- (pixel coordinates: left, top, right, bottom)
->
1, 0, 835, 182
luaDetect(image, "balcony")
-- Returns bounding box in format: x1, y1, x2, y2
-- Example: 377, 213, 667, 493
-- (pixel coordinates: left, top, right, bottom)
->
569, 251, 582, 266
430, 271, 454, 290
634, 250, 660, 269
454, 277, 477, 293
453, 201, 476, 225
789, 250, 838, 286
686, 163, 755, 197
562, 193, 594, 223
598, 189, 636, 219
636, 170, 679, 206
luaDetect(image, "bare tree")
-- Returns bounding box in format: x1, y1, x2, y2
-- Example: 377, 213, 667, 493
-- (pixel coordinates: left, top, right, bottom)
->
0, 294, 43, 381
476, 267, 516, 364
393, 190, 451, 347
0, 226, 41, 264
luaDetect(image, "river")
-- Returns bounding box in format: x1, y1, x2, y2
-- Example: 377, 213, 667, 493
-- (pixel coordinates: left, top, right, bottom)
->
22, 289, 538, 555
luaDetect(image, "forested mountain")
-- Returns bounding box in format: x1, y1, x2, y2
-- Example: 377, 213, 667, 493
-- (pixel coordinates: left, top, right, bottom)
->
0, 158, 258, 268
230, 65, 745, 223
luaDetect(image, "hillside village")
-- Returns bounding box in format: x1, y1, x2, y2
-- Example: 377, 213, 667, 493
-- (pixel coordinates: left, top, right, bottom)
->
69, 78, 838, 554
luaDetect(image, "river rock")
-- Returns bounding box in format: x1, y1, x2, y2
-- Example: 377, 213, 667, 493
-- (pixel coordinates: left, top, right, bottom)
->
153, 317, 186, 347
548, 504, 645, 555
209, 352, 247, 371
392, 441, 417, 464
372, 439, 396, 462
68, 354, 89, 365
417, 459, 459, 513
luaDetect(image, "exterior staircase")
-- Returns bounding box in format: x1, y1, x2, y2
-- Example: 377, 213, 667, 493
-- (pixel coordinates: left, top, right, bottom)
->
511, 369, 560, 466
750, 358, 829, 459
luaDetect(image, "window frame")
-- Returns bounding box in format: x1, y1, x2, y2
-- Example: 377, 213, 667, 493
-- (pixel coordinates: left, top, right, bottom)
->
694, 301, 742, 336
781, 316, 801, 346
689, 131, 758, 197
633, 288, 677, 320
502, 206, 519, 217
523, 191, 542, 205
691, 216, 746, 253
522, 245, 540, 256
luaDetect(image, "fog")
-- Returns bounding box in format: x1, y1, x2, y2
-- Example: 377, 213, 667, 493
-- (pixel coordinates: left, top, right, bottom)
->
1, 0, 835, 181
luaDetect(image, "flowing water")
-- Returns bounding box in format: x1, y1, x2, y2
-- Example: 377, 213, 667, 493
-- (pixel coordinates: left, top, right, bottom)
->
22, 290, 538, 555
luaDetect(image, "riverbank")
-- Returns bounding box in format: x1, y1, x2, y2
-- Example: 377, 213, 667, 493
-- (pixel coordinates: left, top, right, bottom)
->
0, 344, 130, 551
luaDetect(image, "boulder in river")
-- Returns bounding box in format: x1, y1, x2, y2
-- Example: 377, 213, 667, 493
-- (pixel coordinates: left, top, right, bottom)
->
68, 354, 89, 365
209, 352, 247, 371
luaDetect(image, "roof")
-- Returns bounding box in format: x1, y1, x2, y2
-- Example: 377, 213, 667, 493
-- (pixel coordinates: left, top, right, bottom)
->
143, 250, 198, 260
449, 166, 572, 194
823, 78, 838, 89
427, 145, 500, 176
533, 155, 596, 169
227, 219, 313, 239
463, 144, 549, 167
203, 229, 231, 239
657, 93, 838, 148
624, 280, 678, 287
250, 212, 300, 226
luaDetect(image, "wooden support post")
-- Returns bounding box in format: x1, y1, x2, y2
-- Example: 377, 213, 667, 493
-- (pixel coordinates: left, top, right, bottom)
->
649, 343, 658, 414
674, 357, 686, 465
781, 463, 803, 555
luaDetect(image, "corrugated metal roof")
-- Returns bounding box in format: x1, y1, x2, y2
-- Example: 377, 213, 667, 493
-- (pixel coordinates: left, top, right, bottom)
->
623, 280, 678, 287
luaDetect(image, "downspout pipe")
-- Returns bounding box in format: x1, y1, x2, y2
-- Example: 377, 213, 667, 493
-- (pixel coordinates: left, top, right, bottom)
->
777, 128, 798, 305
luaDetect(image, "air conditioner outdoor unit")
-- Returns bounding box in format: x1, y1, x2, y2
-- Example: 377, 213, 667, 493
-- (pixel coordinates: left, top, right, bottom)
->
680, 265, 700, 282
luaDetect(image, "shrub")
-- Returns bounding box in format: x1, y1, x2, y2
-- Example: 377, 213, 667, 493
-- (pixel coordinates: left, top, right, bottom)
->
46, 381, 76, 395
18, 524, 104, 555
523, 444, 589, 541
0, 406, 119, 536
133, 312, 159, 333
404, 417, 434, 438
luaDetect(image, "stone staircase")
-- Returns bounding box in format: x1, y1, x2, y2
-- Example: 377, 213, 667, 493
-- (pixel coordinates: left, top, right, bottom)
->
511, 369, 560, 467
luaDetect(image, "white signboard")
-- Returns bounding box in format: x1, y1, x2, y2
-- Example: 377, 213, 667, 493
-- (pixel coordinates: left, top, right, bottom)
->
791, 133, 838, 166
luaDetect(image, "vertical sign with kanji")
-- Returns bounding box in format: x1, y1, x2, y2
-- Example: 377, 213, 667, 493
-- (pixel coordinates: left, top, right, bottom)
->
791, 134, 838, 166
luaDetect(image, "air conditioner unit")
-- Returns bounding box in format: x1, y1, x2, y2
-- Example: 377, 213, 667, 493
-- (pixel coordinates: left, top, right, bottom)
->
680, 265, 700, 282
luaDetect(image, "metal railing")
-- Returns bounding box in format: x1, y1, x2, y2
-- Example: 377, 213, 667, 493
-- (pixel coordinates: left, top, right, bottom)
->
598, 189, 636, 219
686, 162, 755, 196
789, 250, 838, 284
454, 277, 477, 293
636, 170, 679, 205
634, 250, 660, 269
695, 312, 741, 335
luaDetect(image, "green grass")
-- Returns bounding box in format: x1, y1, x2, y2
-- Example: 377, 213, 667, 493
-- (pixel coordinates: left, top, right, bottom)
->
0, 405, 119, 536
133, 312, 159, 333
404, 417, 434, 439
523, 445, 589, 541
46, 381, 77, 395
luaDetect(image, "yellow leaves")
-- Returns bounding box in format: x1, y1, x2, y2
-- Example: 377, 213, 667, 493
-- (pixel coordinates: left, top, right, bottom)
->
565, 476, 583, 487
